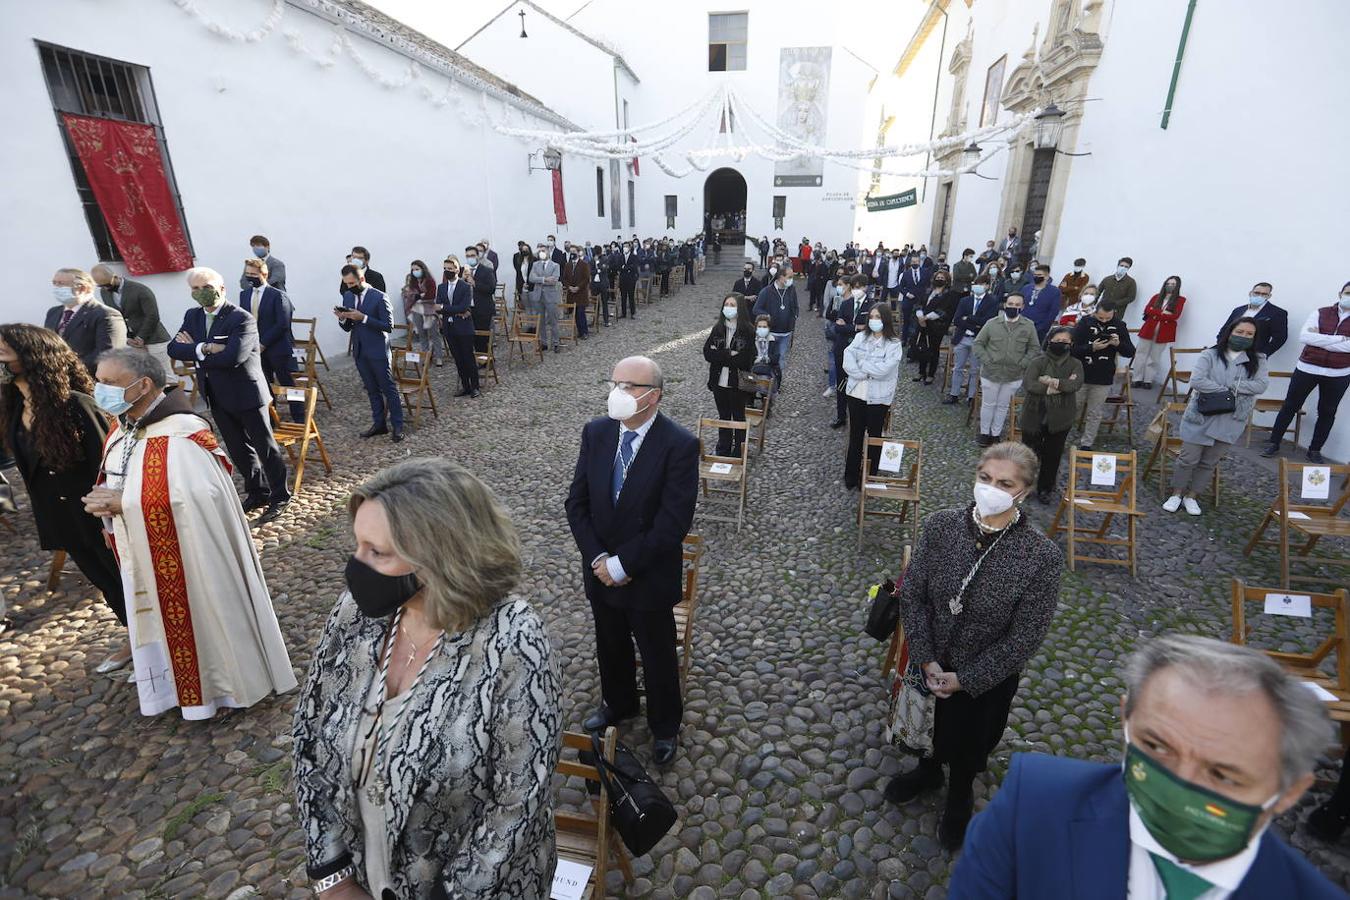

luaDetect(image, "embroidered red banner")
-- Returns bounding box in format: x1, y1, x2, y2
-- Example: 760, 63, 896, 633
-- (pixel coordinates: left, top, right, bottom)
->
630, 135, 639, 176
61, 113, 193, 276
551, 166, 568, 226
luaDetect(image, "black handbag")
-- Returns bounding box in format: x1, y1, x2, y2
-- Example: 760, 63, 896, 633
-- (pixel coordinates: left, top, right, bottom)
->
1195, 388, 1236, 416
583, 731, 677, 857
864, 577, 899, 641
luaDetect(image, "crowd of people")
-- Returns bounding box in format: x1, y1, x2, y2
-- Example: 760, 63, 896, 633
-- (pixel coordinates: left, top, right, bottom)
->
0, 217, 1347, 898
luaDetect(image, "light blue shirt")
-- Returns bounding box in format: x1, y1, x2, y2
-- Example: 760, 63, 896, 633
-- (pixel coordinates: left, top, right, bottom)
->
594, 413, 657, 584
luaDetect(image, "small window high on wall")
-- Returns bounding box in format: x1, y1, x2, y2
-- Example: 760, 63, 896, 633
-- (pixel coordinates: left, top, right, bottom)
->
709, 13, 748, 71
37, 41, 193, 264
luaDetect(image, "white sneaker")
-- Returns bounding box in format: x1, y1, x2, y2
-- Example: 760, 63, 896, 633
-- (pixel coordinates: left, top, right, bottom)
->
1182, 497, 1202, 516
1162, 495, 1182, 513
822, 386, 834, 398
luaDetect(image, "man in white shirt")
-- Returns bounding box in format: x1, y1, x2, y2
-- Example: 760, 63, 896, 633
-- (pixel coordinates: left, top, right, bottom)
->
949, 634, 1339, 899
1260, 281, 1350, 464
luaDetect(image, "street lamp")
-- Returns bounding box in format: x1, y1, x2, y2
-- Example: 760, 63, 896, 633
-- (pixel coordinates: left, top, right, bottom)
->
527, 147, 562, 173
1033, 102, 1066, 151
961, 142, 997, 180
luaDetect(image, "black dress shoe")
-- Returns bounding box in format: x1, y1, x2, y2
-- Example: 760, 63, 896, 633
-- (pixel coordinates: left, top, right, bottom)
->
1307, 801, 1350, 841
884, 763, 944, 805
1308, 449, 1327, 463
360, 425, 389, 439
939, 790, 975, 851
455, 388, 472, 397
242, 494, 269, 514
470, 389, 481, 399
912, 376, 924, 382
253, 500, 289, 527
1259, 442, 1280, 458
391, 429, 405, 443
941, 395, 958, 405
1036, 489, 1054, 505
829, 419, 846, 429
582, 704, 635, 732
653, 735, 678, 766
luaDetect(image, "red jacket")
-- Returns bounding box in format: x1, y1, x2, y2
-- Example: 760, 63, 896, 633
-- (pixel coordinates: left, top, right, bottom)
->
1137, 293, 1186, 343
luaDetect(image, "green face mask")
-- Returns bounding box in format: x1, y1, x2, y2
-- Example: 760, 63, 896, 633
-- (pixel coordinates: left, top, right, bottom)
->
1122, 740, 1277, 863
191, 286, 220, 308
1228, 335, 1254, 352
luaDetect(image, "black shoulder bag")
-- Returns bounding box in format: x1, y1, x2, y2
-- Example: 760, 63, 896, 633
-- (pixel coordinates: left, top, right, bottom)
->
1195, 388, 1236, 416
583, 731, 677, 856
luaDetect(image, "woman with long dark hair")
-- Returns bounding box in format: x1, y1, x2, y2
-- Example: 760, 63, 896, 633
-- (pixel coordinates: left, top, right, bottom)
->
402, 259, 441, 366
511, 240, 534, 313
842, 303, 903, 489
1132, 274, 1186, 389
912, 271, 959, 385
1162, 316, 1268, 516
703, 293, 756, 456
0, 324, 128, 670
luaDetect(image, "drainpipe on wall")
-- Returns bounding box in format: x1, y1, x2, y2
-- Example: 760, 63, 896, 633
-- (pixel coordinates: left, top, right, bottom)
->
1160, 0, 1199, 129
920, 5, 949, 204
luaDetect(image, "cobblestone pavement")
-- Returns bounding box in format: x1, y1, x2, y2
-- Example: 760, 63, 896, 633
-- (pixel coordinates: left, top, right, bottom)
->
2, 261, 1348, 899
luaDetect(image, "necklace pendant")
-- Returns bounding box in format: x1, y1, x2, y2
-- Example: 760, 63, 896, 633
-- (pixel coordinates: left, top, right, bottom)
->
367, 778, 386, 806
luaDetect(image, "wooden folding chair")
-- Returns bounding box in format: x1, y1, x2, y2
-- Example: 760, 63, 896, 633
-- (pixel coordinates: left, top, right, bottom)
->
47, 549, 67, 591
857, 438, 922, 549
559, 302, 578, 345
1006, 393, 1023, 443
171, 359, 199, 409
554, 727, 633, 898
1156, 346, 1206, 404
675, 533, 704, 691
1048, 449, 1145, 576
1245, 372, 1303, 448
291, 317, 329, 371
474, 330, 499, 386
508, 312, 543, 365
267, 385, 331, 495
290, 343, 331, 410
1244, 458, 1350, 589
1231, 577, 1350, 745
392, 348, 437, 427
965, 380, 983, 428
390, 323, 414, 351
697, 418, 750, 531
1141, 402, 1220, 501
742, 384, 773, 453
1097, 373, 1135, 439
636, 276, 653, 306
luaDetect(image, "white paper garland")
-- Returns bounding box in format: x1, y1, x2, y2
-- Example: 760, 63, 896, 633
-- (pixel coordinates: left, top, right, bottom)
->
171, 0, 284, 43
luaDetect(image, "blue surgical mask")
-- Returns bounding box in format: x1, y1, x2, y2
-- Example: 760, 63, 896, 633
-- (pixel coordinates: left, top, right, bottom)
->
1339, 294, 1350, 310
1116, 266, 1129, 277
972, 287, 987, 298
722, 306, 737, 319
756, 326, 769, 338
868, 319, 884, 333
251, 245, 268, 258
411, 268, 423, 278
1248, 294, 1265, 307
93, 380, 143, 416
53, 286, 76, 306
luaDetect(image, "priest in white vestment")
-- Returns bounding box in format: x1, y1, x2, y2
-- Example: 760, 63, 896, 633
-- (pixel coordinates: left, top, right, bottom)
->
82, 348, 296, 719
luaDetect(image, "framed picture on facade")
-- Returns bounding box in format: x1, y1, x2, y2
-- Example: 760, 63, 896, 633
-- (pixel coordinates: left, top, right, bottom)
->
980, 55, 1007, 127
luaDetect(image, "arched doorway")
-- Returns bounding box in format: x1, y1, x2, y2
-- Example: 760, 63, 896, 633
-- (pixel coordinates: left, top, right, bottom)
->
703, 167, 747, 246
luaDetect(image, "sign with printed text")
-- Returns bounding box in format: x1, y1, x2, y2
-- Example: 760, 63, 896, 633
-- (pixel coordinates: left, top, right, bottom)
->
292, 348, 307, 361
1090, 454, 1117, 486
709, 462, 733, 475
865, 189, 917, 212
285, 388, 306, 402
407, 352, 421, 364
1264, 592, 1312, 618
878, 441, 904, 473
1301, 466, 1331, 500
551, 859, 591, 900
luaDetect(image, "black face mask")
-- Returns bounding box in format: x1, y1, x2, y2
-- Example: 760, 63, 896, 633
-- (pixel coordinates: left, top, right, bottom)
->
1034, 275, 1047, 284
246, 275, 263, 288
444, 269, 457, 280
347, 283, 363, 295
1047, 343, 1070, 356
345, 555, 421, 619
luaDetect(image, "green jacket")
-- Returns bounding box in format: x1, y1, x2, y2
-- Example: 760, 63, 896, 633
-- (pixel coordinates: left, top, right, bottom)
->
1020, 352, 1085, 434
1097, 272, 1137, 318
973, 314, 1039, 382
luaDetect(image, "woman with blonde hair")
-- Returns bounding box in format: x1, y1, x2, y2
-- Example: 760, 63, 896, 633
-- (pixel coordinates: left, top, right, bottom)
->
292, 458, 562, 899
885, 442, 1063, 852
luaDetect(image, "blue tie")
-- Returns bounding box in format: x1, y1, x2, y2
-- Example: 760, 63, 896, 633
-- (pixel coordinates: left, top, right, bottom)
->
611, 430, 637, 505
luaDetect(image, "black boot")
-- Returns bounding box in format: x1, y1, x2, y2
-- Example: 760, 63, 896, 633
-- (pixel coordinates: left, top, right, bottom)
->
884, 759, 943, 805
939, 776, 975, 851
1308, 801, 1350, 842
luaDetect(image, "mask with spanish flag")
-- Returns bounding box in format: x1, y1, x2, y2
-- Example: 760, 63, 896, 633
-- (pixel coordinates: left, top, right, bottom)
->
1122, 739, 1278, 863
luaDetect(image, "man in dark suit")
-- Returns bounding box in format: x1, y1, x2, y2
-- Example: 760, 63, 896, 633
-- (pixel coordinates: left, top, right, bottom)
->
337, 264, 403, 440
1219, 281, 1289, 358
242, 234, 286, 291
463, 244, 497, 355
566, 356, 698, 766
167, 267, 290, 523
563, 246, 592, 341
615, 242, 640, 319
337, 246, 385, 295
951, 634, 1340, 898
45, 267, 127, 374
680, 239, 697, 285
478, 238, 500, 274
897, 253, 930, 345
239, 256, 302, 422
437, 255, 478, 399
732, 261, 762, 298
547, 234, 566, 268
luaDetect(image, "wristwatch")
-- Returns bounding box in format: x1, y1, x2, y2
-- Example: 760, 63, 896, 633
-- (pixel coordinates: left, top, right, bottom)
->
313, 865, 355, 894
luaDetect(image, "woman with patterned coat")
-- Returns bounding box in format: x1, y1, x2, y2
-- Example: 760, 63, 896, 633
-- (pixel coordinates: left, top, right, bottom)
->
885, 442, 1063, 852
293, 458, 562, 899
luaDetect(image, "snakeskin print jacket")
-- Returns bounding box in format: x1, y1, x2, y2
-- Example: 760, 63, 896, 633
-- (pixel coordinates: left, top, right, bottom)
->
292, 592, 562, 898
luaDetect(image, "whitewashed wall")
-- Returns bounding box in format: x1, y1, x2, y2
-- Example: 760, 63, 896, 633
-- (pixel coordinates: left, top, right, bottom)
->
1, 0, 597, 354
870, 0, 1350, 459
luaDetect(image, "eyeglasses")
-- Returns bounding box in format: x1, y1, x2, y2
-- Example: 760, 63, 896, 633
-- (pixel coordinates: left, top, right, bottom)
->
603, 380, 656, 391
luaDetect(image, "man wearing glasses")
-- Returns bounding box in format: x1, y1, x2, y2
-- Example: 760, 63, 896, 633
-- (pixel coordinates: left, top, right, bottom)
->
1218, 281, 1289, 358
565, 356, 699, 766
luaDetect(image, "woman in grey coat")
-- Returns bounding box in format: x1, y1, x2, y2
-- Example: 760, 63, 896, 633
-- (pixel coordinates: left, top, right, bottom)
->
1163, 316, 1269, 516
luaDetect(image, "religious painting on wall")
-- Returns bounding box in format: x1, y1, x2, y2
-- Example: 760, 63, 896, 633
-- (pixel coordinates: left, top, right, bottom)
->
773, 46, 832, 187
980, 54, 1007, 127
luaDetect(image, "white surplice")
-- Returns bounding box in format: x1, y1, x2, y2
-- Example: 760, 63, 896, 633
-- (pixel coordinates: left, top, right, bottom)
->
102, 410, 296, 719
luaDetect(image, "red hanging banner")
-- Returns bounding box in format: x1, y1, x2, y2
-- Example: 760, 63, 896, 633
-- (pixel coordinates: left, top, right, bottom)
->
551, 166, 568, 226
630, 135, 640, 176
61, 113, 193, 275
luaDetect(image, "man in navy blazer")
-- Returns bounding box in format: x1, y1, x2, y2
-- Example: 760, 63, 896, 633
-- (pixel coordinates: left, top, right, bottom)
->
898, 253, 931, 345
1219, 282, 1289, 358
336, 264, 404, 441
437, 255, 478, 399
614, 242, 641, 319
168, 267, 290, 523
950, 634, 1339, 899
565, 356, 698, 766
239, 257, 302, 422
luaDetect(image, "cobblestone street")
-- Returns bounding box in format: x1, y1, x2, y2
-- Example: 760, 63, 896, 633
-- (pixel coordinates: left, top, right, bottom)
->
2, 261, 1347, 899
